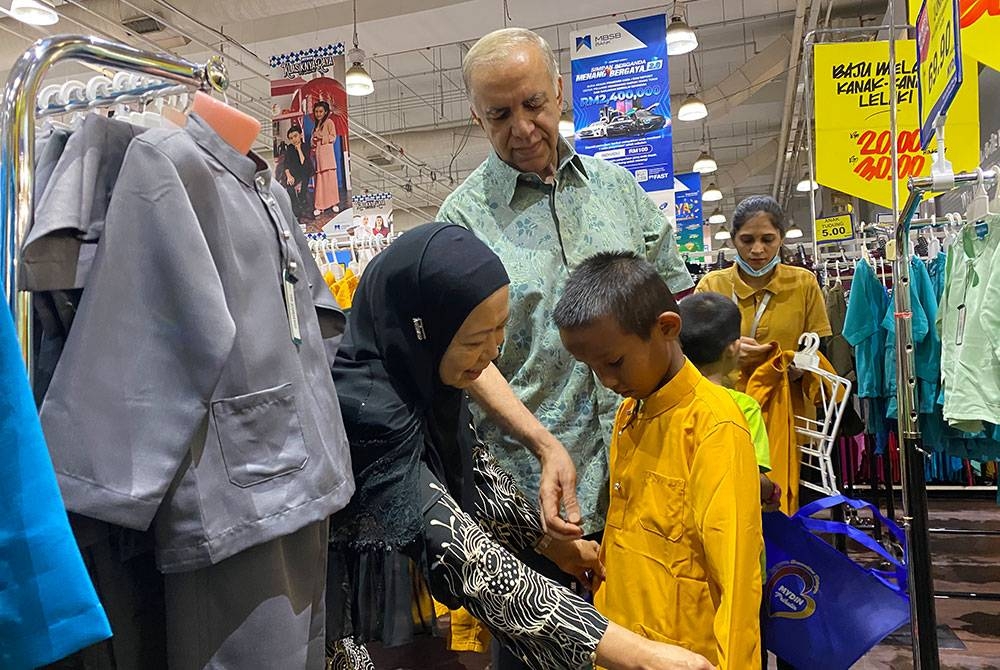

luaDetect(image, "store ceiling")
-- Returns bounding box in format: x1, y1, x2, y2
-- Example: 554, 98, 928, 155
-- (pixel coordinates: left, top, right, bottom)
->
0, 0, 891, 222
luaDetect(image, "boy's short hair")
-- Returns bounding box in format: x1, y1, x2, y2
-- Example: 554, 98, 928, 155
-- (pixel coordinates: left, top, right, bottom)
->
554, 251, 677, 338
287, 126, 302, 137
677, 292, 741, 366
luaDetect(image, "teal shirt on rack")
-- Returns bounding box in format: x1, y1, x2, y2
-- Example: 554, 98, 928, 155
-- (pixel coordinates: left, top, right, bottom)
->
843, 259, 889, 399
883, 256, 941, 418
438, 138, 693, 534
0, 289, 111, 666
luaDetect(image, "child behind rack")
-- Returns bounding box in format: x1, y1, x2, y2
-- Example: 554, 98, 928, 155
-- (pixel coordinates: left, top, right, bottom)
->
554, 251, 762, 669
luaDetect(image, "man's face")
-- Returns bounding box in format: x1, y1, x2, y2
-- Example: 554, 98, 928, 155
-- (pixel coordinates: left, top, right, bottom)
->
468, 45, 563, 179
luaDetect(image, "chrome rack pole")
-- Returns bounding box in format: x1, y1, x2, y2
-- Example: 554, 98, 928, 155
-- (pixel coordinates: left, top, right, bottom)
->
895, 168, 996, 669
1, 35, 228, 370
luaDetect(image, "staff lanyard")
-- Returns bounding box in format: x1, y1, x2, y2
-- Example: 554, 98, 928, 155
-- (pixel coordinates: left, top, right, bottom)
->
732, 290, 772, 339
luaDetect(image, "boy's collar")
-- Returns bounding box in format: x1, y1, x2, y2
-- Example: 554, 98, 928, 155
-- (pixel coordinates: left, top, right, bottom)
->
634, 358, 702, 419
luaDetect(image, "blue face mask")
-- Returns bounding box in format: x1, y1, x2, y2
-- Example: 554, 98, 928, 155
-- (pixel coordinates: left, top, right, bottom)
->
735, 254, 780, 278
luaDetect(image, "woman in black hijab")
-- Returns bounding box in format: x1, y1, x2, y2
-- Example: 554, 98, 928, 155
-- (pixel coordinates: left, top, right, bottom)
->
329, 223, 711, 670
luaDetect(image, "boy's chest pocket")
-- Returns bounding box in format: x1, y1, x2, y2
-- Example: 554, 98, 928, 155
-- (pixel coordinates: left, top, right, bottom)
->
636, 471, 686, 542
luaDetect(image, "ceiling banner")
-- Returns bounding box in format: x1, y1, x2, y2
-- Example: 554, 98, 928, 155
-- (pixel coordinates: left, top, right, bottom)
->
570, 14, 673, 195
813, 40, 979, 209
270, 43, 352, 234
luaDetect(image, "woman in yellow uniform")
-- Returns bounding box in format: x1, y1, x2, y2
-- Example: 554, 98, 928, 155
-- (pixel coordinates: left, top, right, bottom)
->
695, 195, 831, 372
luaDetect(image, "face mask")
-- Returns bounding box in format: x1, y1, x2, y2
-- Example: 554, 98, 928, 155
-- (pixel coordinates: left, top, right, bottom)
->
735, 253, 780, 278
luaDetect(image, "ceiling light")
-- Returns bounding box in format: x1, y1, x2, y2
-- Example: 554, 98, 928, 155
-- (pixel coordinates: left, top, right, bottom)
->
708, 208, 726, 225
702, 181, 722, 202
666, 15, 698, 55
346, 51, 374, 96
714, 229, 731, 240
693, 149, 717, 174
3, 0, 58, 26
786, 222, 804, 239
345, 0, 374, 97
677, 93, 708, 122
796, 173, 818, 192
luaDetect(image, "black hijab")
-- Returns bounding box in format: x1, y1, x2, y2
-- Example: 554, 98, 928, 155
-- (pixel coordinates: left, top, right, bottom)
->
332, 222, 509, 549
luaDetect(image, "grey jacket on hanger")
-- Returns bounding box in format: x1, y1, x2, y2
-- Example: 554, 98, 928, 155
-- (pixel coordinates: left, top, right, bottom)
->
40, 114, 355, 573
22, 114, 145, 291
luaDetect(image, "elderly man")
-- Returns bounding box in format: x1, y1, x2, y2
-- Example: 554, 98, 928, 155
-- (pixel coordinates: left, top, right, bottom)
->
439, 27, 693, 544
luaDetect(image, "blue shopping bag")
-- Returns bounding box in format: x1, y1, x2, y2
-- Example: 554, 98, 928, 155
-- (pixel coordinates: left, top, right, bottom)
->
762, 495, 911, 670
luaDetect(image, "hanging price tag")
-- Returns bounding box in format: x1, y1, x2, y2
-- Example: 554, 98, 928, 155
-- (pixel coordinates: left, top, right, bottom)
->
814, 214, 855, 244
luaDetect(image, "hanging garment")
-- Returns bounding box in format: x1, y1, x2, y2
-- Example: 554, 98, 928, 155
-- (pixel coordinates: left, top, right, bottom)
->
743, 345, 839, 514
38, 114, 354, 573
0, 292, 111, 667
595, 361, 762, 670
822, 282, 854, 377
882, 256, 941, 419
843, 259, 889, 399
940, 217, 1000, 432
22, 114, 145, 291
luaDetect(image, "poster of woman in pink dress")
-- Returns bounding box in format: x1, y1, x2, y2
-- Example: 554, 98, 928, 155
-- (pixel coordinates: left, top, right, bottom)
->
270, 44, 352, 233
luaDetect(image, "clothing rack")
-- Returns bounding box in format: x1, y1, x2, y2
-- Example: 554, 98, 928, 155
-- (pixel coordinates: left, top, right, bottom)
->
1, 35, 229, 372
893, 168, 999, 669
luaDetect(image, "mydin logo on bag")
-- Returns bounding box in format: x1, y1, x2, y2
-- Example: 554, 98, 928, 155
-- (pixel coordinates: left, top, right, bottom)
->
766, 561, 820, 620
576, 30, 623, 51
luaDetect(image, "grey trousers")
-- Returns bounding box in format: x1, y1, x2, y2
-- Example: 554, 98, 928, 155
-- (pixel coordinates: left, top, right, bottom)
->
165, 520, 329, 670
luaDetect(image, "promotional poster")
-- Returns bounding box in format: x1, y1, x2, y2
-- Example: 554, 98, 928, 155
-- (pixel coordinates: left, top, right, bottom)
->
352, 192, 393, 237
270, 43, 352, 233
570, 14, 673, 195
674, 172, 705, 252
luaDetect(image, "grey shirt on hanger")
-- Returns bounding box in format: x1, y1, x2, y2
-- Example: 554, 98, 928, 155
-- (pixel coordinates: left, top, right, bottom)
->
39, 114, 355, 573
22, 114, 145, 291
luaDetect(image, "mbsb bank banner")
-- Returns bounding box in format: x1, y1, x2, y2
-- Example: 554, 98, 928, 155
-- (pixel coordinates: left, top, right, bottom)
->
570, 14, 673, 195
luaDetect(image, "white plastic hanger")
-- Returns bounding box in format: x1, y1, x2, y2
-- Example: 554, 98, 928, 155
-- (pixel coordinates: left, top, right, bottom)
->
965, 168, 993, 224
793, 332, 822, 370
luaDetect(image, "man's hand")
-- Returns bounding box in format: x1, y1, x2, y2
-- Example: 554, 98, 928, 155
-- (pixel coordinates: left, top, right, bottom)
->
466, 364, 585, 539
541, 538, 604, 591
538, 443, 584, 540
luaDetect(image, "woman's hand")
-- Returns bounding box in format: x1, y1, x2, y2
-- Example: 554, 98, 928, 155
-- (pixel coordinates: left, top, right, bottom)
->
540, 538, 604, 591
595, 621, 715, 670
537, 442, 584, 540
738, 336, 772, 372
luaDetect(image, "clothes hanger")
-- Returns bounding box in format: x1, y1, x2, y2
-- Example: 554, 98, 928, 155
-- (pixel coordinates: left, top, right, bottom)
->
965, 168, 993, 225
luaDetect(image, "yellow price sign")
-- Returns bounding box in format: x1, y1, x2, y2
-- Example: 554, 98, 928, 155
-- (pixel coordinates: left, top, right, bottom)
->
915, 0, 962, 147
813, 40, 979, 209
910, 0, 1000, 72
814, 214, 854, 244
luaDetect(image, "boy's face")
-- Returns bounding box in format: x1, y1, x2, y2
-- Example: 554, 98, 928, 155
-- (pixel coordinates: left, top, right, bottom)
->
560, 313, 680, 400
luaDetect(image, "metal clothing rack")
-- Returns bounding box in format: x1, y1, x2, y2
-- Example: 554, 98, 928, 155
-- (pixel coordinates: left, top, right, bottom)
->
893, 168, 999, 669
1, 35, 229, 370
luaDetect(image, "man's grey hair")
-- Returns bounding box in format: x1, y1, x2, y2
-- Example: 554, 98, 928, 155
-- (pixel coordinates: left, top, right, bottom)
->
462, 27, 560, 97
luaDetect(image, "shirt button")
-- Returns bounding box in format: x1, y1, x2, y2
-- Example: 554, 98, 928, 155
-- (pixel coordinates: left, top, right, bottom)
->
282, 230, 291, 239
289, 260, 298, 272
613, 482, 622, 493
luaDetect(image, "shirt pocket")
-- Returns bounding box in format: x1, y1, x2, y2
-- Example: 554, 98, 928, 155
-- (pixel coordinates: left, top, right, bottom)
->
211, 382, 309, 488
637, 471, 686, 542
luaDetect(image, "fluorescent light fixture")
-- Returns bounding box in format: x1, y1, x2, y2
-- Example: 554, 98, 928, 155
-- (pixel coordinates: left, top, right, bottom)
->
666, 15, 698, 55
796, 173, 819, 192
708, 208, 726, 225
714, 229, 731, 240
693, 149, 717, 174
702, 181, 722, 202
786, 224, 804, 239
677, 93, 708, 122
559, 118, 575, 138
2, 0, 58, 26
345, 48, 374, 96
